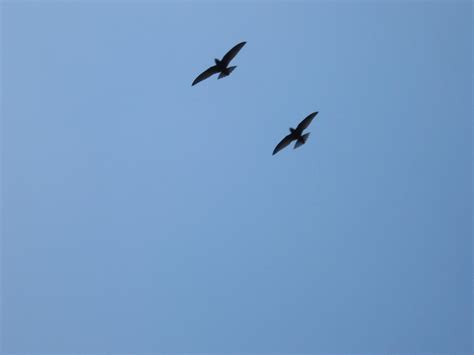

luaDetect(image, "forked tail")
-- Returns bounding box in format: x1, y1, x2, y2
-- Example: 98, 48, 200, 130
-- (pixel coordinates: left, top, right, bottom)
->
218, 66, 237, 79
294, 133, 310, 149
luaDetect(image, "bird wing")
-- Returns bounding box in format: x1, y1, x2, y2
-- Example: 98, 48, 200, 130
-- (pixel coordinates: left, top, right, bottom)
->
221, 41, 246, 67
192, 65, 220, 86
272, 134, 294, 155
296, 111, 318, 132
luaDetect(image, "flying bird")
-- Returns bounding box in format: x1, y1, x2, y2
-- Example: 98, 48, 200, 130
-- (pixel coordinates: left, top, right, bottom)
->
272, 112, 319, 155
192, 41, 246, 86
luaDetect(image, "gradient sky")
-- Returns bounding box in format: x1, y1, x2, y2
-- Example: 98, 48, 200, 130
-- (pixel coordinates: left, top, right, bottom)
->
1, 1, 472, 353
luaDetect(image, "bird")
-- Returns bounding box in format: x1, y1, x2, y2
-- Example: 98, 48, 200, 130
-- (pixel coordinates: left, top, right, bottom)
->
272, 112, 319, 155
192, 41, 246, 86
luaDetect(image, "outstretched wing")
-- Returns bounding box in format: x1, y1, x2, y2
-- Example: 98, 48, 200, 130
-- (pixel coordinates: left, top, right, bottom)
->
296, 111, 318, 132
221, 41, 246, 67
192, 66, 220, 86
272, 134, 294, 155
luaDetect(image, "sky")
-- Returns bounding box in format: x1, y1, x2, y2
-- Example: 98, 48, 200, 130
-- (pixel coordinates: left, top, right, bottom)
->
1, 1, 472, 353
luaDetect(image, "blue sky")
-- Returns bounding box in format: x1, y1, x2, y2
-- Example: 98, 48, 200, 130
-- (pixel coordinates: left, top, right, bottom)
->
1, 1, 472, 353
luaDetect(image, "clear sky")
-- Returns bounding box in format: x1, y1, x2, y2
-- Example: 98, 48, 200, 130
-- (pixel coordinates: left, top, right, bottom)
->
1, 1, 472, 353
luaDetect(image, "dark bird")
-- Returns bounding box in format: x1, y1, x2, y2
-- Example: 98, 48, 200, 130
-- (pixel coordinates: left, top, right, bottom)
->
272, 112, 319, 155
192, 41, 246, 86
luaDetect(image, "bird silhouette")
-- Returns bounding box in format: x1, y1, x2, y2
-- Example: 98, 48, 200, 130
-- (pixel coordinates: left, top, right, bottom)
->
192, 42, 246, 86
272, 112, 319, 155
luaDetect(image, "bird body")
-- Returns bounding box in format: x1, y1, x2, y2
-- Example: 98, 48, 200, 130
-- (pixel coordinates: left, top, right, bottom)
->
192, 42, 246, 86
272, 112, 319, 155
